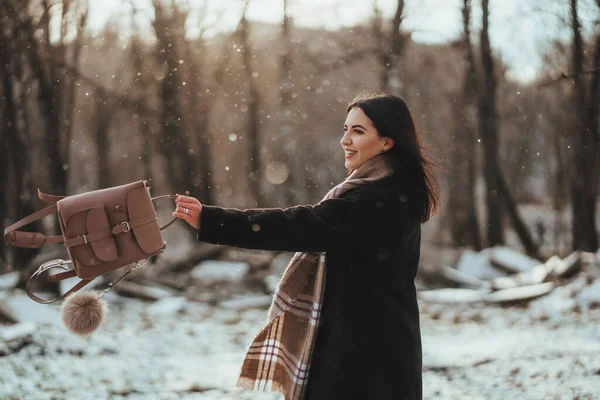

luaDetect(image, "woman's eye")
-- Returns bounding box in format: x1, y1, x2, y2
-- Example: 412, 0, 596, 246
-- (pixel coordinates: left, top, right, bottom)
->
354, 130, 363, 134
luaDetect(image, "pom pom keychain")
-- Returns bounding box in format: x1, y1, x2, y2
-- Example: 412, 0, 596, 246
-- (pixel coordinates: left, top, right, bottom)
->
61, 291, 108, 336
59, 259, 147, 336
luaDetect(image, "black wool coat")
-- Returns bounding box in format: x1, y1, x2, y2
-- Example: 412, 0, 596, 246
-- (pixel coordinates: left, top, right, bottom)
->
197, 174, 423, 400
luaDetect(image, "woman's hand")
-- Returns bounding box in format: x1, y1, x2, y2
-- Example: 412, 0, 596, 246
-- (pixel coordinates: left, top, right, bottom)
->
172, 194, 202, 229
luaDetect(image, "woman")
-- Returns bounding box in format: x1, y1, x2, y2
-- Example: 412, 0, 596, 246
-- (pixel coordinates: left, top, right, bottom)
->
173, 93, 439, 400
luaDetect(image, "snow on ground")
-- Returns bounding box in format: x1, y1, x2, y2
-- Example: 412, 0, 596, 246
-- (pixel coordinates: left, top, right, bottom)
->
2, 284, 600, 400
419, 300, 600, 400
1, 292, 281, 400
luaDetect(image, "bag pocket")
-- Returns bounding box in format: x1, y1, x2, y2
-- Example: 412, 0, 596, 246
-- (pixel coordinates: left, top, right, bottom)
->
63, 204, 118, 267
126, 187, 164, 255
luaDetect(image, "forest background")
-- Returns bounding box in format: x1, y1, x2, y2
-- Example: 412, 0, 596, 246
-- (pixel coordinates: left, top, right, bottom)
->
1, 0, 599, 276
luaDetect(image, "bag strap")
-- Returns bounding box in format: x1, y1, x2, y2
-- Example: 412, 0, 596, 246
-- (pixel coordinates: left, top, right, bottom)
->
26, 258, 149, 304
27, 276, 93, 304
26, 259, 93, 304
38, 188, 67, 203
3, 204, 64, 248
152, 194, 178, 230
48, 269, 77, 282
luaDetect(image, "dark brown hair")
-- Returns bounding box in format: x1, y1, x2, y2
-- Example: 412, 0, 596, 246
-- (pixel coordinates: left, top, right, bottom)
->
347, 93, 439, 223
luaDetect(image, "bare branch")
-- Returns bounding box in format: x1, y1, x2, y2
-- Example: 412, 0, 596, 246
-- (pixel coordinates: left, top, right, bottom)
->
537, 67, 600, 87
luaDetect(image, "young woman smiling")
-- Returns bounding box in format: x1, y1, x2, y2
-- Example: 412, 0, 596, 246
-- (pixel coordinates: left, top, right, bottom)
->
173, 93, 439, 400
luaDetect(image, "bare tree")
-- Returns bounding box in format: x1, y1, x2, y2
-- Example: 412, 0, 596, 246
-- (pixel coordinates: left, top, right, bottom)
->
17, 0, 88, 194
182, 4, 247, 206
272, 0, 304, 205
0, 1, 42, 273
94, 85, 112, 188
477, 0, 504, 246
130, 3, 154, 186
151, 0, 199, 194
447, 0, 482, 249
568, 0, 599, 251
63, 1, 88, 164
550, 114, 570, 254
0, 7, 8, 264
183, 35, 214, 205
472, 0, 539, 257
372, 0, 407, 94
237, 2, 262, 205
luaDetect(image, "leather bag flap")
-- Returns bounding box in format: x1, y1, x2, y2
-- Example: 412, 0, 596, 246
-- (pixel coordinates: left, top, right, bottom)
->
65, 205, 118, 266
127, 187, 163, 254
86, 206, 118, 262
58, 181, 145, 224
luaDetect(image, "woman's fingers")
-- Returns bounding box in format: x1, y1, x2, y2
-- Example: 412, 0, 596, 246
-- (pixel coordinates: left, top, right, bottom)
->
175, 194, 201, 207
175, 201, 200, 212
174, 206, 194, 215
172, 206, 200, 229
172, 195, 202, 229
172, 210, 200, 229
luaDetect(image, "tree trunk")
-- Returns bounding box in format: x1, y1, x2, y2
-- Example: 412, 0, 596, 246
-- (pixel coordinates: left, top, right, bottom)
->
152, 0, 198, 195
0, 7, 8, 264
64, 5, 88, 166
94, 86, 112, 189
0, 20, 41, 273
448, 0, 481, 249
551, 120, 569, 255
239, 9, 262, 206
496, 170, 540, 259
569, 0, 599, 251
130, 19, 154, 186
372, 0, 406, 94
276, 0, 301, 205
197, 31, 241, 206
478, 0, 504, 246
19, 0, 68, 194
448, 99, 480, 248
183, 37, 213, 204
386, 0, 405, 94
371, 3, 390, 91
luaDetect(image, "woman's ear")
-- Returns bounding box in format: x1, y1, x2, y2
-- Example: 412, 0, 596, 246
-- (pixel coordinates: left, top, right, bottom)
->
382, 138, 395, 152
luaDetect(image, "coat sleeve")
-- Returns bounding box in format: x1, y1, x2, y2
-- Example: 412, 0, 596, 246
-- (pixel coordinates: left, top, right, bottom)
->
196, 188, 408, 253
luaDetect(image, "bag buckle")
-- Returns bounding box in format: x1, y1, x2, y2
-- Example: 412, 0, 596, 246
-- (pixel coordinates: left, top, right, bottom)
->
32, 259, 72, 279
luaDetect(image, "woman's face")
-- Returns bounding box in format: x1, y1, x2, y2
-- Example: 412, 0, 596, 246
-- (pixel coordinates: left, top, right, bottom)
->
340, 107, 391, 170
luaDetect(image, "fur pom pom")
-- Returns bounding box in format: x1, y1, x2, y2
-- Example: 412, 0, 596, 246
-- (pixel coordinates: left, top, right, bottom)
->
60, 291, 107, 336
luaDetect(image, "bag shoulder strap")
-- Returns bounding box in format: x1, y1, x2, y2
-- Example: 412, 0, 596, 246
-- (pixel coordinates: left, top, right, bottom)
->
38, 188, 67, 203
25, 260, 91, 304
27, 258, 148, 304
27, 274, 93, 304
152, 194, 178, 230
4, 204, 63, 248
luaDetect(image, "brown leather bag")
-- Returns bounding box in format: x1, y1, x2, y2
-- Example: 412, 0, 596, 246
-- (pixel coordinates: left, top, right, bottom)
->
3, 180, 176, 304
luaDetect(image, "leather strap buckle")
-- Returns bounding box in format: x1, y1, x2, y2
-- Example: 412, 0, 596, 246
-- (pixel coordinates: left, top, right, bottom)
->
32, 259, 71, 279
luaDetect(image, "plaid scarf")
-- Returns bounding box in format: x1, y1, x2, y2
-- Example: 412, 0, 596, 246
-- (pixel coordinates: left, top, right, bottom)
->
237, 153, 394, 400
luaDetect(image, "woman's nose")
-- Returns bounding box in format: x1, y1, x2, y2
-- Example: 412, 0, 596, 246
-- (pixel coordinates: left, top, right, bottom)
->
340, 132, 351, 146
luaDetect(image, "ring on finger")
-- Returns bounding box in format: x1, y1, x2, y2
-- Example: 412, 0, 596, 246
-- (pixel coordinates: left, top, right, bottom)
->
183, 208, 189, 215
